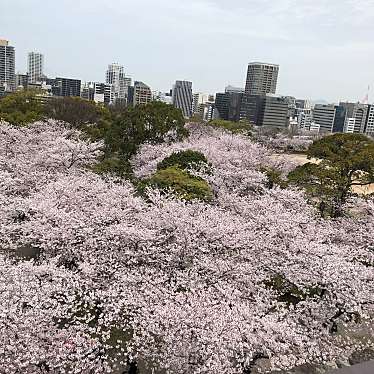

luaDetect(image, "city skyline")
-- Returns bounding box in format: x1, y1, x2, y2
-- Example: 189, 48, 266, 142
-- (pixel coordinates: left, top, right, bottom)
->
1, 0, 374, 103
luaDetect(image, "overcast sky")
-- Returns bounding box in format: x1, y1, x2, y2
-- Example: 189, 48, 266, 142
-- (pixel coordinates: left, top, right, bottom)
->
1, 0, 374, 102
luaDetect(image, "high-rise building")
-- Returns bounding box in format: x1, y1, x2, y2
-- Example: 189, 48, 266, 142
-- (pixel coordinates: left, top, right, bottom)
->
353, 104, 369, 133
0, 39, 16, 94
365, 105, 374, 135
133, 81, 152, 106
172, 80, 193, 118
332, 105, 347, 133
215, 92, 230, 120
258, 95, 288, 128
313, 104, 336, 133
28, 52, 44, 83
313, 104, 348, 133
105, 63, 131, 102
52, 77, 81, 97
245, 62, 279, 96
295, 99, 312, 130
227, 92, 243, 122
240, 94, 264, 125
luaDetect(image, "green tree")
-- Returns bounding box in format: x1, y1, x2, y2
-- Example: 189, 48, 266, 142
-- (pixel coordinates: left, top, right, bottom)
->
189, 113, 203, 123
139, 166, 213, 202
45, 96, 110, 129
104, 101, 187, 158
209, 119, 252, 135
0, 90, 45, 125
157, 150, 208, 171
288, 133, 374, 217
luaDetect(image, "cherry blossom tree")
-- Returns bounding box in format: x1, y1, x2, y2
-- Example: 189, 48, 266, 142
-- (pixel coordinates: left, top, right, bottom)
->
0, 120, 373, 373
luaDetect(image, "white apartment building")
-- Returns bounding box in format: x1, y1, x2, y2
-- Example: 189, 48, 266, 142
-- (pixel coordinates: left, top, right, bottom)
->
105, 63, 131, 102
365, 105, 374, 135
28, 52, 44, 83
345, 117, 356, 133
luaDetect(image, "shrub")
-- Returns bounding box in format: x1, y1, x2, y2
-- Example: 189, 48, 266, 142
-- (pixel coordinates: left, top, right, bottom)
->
157, 150, 208, 171
209, 119, 252, 135
0, 90, 45, 125
261, 167, 288, 189
139, 167, 213, 202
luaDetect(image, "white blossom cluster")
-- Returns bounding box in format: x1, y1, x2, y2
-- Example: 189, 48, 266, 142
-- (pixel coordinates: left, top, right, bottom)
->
0, 121, 373, 373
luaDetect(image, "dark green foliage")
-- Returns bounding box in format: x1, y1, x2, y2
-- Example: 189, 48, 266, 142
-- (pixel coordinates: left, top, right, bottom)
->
157, 150, 208, 171
45, 96, 110, 128
189, 113, 203, 123
90, 157, 133, 179
209, 119, 252, 135
263, 274, 325, 306
261, 167, 288, 189
0, 90, 45, 125
139, 167, 213, 202
288, 134, 374, 217
104, 101, 188, 158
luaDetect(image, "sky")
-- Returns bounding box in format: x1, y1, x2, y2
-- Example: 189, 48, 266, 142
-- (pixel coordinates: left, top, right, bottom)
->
1, 0, 374, 102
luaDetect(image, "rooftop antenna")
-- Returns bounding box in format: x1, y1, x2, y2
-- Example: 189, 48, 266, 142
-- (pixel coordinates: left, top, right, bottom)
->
361, 85, 369, 104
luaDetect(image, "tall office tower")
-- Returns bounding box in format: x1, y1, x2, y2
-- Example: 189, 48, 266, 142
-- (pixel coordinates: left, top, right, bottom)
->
227, 92, 243, 122
240, 94, 264, 125
132, 81, 152, 106
257, 95, 289, 128
215, 92, 230, 120
27, 52, 44, 83
216, 91, 248, 122
105, 63, 130, 102
313, 104, 336, 133
172, 80, 193, 118
332, 105, 347, 133
0, 39, 16, 94
52, 77, 81, 97
353, 104, 369, 133
245, 62, 279, 96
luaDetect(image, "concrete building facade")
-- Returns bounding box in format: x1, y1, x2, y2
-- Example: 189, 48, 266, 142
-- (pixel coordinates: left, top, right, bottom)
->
245, 62, 279, 96
240, 94, 264, 125
313, 104, 337, 133
27, 52, 44, 83
0, 39, 16, 94
172, 80, 193, 118
365, 105, 374, 135
52, 77, 81, 97
258, 95, 288, 128
105, 63, 130, 102
133, 81, 152, 106
81, 82, 114, 104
